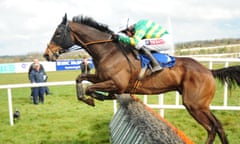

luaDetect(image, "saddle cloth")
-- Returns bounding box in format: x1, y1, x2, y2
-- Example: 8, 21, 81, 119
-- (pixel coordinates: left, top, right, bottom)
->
139, 52, 176, 68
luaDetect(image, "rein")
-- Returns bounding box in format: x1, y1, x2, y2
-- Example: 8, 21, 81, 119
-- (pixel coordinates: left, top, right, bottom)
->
84, 39, 113, 46
69, 25, 113, 47
68, 24, 136, 75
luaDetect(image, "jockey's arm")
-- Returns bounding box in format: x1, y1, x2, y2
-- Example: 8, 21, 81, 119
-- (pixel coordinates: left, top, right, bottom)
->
118, 35, 135, 45
118, 29, 146, 48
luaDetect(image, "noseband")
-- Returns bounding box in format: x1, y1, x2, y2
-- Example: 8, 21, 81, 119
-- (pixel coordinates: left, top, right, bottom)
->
47, 46, 66, 58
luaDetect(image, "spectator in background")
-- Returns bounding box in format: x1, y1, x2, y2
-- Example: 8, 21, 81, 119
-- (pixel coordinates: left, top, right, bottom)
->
28, 59, 45, 77
28, 59, 51, 98
80, 57, 91, 74
29, 63, 46, 104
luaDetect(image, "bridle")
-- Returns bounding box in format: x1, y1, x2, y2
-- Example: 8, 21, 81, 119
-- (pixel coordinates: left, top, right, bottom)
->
49, 23, 113, 57
51, 24, 74, 49
65, 23, 134, 70
47, 44, 66, 58
48, 21, 135, 77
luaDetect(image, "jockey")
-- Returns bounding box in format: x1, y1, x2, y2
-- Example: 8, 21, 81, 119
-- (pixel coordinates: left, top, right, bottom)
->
112, 19, 172, 72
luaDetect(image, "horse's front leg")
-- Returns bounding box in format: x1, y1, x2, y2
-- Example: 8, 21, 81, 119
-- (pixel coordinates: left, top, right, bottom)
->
76, 73, 103, 106
76, 73, 101, 83
85, 80, 122, 102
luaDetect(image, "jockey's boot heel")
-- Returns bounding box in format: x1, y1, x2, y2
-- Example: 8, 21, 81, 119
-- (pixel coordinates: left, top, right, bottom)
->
151, 65, 162, 73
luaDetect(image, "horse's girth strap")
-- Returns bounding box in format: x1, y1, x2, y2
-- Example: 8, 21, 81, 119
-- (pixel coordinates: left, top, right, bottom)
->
131, 80, 141, 94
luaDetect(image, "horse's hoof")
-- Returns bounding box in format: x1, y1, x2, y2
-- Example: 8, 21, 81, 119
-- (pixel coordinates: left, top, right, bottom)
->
86, 98, 95, 107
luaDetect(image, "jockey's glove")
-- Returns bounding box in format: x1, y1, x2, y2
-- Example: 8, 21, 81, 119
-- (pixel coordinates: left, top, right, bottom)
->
111, 34, 119, 42
136, 41, 145, 50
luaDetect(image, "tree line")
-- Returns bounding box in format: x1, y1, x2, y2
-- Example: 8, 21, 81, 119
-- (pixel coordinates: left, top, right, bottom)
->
1, 38, 240, 63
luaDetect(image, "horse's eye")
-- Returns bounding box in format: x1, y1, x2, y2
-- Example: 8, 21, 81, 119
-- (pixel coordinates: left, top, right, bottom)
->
54, 31, 63, 38
55, 29, 62, 37
55, 33, 61, 38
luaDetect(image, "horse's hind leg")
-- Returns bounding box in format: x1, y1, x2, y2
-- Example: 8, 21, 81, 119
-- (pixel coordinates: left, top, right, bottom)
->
182, 89, 228, 144
207, 112, 229, 144
184, 104, 228, 144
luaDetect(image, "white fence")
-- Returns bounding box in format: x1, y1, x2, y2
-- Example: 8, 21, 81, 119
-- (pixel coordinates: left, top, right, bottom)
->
0, 81, 75, 126
1, 58, 240, 125
179, 44, 240, 52
150, 57, 240, 116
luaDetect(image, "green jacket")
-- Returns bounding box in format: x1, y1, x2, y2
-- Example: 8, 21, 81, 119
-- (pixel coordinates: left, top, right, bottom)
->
119, 19, 169, 46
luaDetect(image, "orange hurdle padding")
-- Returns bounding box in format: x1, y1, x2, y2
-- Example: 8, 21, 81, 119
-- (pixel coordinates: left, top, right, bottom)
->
131, 95, 194, 144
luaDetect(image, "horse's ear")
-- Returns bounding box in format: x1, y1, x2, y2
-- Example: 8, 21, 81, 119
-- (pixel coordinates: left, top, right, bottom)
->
61, 13, 68, 25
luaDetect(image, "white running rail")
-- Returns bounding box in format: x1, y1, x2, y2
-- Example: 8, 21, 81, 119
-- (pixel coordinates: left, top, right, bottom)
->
1, 58, 240, 125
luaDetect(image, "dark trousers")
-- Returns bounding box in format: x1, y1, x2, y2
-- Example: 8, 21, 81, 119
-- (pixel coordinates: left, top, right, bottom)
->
31, 87, 49, 96
32, 87, 44, 104
45, 87, 50, 95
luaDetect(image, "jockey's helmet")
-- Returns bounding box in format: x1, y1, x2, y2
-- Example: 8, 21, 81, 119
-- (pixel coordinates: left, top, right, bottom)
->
118, 18, 136, 33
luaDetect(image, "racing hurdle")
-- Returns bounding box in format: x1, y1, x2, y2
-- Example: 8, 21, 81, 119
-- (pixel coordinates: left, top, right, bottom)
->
109, 94, 193, 144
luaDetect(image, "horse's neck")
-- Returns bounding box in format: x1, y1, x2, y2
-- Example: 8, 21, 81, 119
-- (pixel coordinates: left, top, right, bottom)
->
88, 42, 118, 62
72, 26, 116, 60
70, 23, 122, 66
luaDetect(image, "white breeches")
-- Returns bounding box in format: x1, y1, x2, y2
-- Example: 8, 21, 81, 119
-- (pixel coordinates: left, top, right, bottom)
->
136, 34, 174, 55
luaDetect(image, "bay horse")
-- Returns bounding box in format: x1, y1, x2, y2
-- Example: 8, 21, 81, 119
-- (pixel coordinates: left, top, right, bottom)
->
44, 14, 240, 144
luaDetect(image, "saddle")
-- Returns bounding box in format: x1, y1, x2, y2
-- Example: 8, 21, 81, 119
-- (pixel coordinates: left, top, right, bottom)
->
132, 49, 176, 70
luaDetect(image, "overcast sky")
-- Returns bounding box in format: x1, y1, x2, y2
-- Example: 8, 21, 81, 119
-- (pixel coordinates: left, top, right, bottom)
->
1, 0, 240, 56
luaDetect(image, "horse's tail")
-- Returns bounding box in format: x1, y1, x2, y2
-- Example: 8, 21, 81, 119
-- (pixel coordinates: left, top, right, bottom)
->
211, 65, 240, 88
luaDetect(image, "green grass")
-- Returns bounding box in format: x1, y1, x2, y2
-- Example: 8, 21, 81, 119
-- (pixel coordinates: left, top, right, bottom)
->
0, 71, 113, 144
0, 70, 240, 144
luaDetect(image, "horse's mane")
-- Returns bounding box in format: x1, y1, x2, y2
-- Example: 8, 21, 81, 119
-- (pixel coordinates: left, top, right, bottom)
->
72, 15, 134, 51
72, 15, 136, 69
72, 15, 113, 34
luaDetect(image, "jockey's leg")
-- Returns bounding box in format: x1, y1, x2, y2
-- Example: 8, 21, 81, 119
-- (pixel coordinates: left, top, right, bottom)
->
141, 47, 162, 72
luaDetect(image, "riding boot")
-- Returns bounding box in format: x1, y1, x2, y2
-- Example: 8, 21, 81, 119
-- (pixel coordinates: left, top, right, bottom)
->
141, 47, 162, 72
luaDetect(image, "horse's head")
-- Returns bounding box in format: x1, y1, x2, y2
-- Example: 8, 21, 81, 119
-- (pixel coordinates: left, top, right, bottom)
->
44, 14, 74, 61
44, 14, 131, 62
